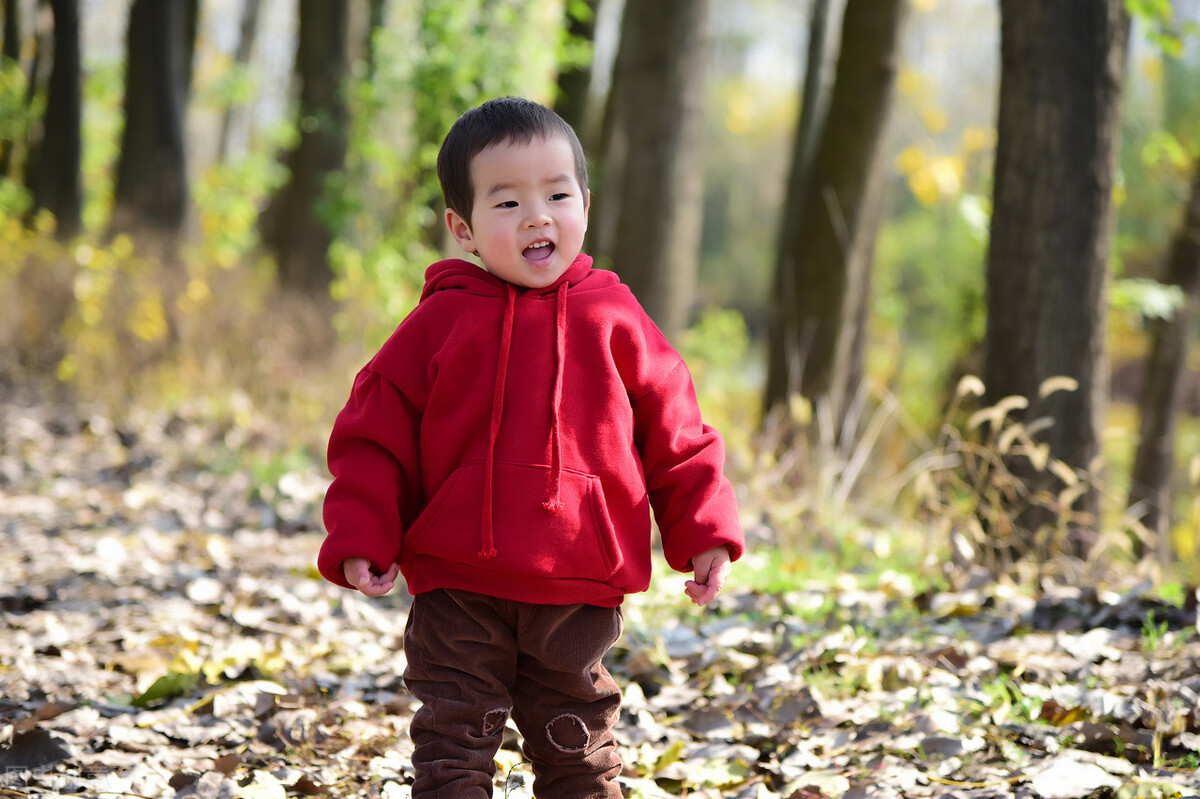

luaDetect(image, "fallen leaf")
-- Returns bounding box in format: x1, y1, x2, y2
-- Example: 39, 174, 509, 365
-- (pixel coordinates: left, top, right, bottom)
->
131, 671, 200, 708
0, 727, 73, 769
1027, 755, 1123, 799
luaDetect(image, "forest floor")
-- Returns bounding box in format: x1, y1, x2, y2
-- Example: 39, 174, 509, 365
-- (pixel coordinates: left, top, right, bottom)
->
2, 391, 1200, 799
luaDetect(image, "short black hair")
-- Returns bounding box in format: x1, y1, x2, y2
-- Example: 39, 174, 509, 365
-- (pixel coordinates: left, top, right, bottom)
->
437, 97, 589, 227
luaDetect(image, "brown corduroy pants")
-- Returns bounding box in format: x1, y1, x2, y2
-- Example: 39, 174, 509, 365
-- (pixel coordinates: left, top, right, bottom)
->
402, 588, 625, 798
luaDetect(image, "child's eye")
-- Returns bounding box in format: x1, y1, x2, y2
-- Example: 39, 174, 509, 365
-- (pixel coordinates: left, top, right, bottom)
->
549, 193, 570, 201
497, 200, 519, 209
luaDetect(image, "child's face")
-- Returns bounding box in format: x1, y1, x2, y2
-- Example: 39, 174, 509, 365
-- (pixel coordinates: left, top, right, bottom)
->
445, 135, 589, 289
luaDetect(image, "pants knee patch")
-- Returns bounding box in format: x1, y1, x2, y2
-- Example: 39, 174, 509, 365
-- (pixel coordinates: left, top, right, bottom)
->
482, 708, 509, 736
546, 713, 590, 753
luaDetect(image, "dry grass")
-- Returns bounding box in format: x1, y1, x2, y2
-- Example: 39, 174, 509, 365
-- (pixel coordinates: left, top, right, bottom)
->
0, 227, 368, 459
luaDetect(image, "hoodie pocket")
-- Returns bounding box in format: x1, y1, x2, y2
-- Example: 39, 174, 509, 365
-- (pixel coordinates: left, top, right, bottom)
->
403, 461, 623, 581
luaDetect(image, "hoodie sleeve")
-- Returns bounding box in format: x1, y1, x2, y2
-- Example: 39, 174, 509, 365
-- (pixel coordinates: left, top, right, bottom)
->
318, 367, 422, 589
627, 326, 745, 574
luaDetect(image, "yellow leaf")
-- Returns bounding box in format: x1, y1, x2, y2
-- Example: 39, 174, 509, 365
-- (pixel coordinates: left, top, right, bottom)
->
653, 739, 687, 773
74, 244, 95, 266
57, 356, 77, 382
920, 105, 949, 134
929, 155, 964, 194
789, 394, 812, 426
111, 234, 135, 259
217, 243, 240, 269
961, 126, 994, 153
129, 294, 169, 342
725, 93, 753, 136
897, 67, 926, 98
33, 209, 57, 235
1141, 55, 1163, 85
895, 145, 927, 175
188, 277, 211, 304
1040, 700, 1088, 726
908, 170, 940, 207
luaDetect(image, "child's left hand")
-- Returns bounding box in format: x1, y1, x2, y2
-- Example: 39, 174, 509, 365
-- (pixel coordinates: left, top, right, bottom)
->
684, 545, 731, 606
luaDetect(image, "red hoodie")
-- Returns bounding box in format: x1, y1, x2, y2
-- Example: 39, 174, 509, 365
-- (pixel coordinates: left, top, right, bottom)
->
318, 254, 743, 607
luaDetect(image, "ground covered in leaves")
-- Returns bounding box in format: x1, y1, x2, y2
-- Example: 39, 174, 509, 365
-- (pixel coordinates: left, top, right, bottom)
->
2, 393, 1200, 799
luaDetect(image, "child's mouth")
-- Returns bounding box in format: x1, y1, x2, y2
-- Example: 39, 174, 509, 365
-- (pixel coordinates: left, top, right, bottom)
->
523, 240, 555, 263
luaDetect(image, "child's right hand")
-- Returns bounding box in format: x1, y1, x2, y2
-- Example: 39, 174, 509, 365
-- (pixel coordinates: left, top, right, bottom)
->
684, 545, 731, 606
343, 557, 401, 596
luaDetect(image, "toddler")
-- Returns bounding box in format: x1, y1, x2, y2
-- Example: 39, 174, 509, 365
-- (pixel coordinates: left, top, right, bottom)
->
318, 96, 744, 797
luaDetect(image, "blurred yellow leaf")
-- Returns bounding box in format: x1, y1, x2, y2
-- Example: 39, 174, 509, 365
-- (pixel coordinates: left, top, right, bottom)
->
73, 244, 95, 266
897, 67, 925, 97
920, 105, 949, 134
653, 739, 687, 774
789, 394, 812, 426
908, 171, 940, 206
961, 126, 994, 153
33, 209, 56, 236
56, 355, 77, 381
1141, 55, 1163, 84
725, 93, 753, 136
895, 144, 927, 175
1039, 699, 1088, 726
112, 234, 135, 259
130, 294, 169, 342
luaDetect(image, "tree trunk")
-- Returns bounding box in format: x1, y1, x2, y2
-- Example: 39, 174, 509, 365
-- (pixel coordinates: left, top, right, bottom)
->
0, 0, 21, 177
553, 0, 598, 147
18, 8, 43, 180
1, 0, 16, 62
597, 0, 709, 342
766, 0, 906, 425
764, 0, 845, 414
183, 0, 199, 103
216, 0, 262, 162
259, 0, 349, 291
111, 0, 190, 246
982, 0, 1129, 560
26, 0, 81, 239
1127, 163, 1200, 554
364, 0, 386, 79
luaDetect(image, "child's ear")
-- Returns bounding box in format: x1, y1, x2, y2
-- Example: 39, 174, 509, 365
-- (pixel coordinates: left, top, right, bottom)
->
583, 190, 591, 230
445, 208, 476, 254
